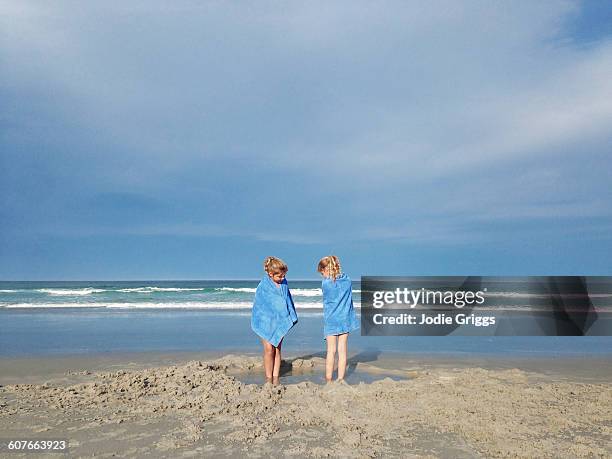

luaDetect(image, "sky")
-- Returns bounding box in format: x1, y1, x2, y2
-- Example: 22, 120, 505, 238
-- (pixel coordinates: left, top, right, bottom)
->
1, 0, 611, 280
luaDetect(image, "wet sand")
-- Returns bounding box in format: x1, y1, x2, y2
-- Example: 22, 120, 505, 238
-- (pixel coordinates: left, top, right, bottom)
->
0, 352, 610, 458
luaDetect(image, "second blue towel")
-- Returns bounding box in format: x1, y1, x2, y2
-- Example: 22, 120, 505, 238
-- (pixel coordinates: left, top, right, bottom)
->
322, 272, 360, 338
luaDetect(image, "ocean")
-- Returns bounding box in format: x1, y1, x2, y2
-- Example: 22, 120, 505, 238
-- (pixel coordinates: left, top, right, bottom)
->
0, 280, 331, 310
1, 280, 610, 357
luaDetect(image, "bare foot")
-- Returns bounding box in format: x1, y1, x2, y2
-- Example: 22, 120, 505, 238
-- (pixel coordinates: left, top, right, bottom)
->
272, 376, 280, 386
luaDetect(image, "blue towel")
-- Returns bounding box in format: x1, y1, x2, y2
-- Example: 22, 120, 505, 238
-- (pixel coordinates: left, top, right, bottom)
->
251, 275, 298, 347
322, 273, 360, 337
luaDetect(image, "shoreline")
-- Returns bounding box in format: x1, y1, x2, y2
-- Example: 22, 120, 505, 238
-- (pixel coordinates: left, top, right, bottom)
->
1, 350, 611, 385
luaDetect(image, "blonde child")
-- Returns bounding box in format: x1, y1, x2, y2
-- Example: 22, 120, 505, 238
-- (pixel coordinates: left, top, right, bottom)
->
251, 256, 298, 385
317, 255, 359, 382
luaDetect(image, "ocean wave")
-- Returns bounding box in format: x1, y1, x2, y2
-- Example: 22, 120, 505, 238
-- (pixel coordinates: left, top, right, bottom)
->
217, 287, 362, 297
105, 302, 259, 309
3, 302, 106, 308
36, 288, 106, 296
290, 288, 322, 297
32, 287, 211, 294
0, 301, 344, 309
1, 286, 363, 297
116, 287, 207, 292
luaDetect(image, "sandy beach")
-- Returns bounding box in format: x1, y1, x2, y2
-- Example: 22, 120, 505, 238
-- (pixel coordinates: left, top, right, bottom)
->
0, 352, 610, 458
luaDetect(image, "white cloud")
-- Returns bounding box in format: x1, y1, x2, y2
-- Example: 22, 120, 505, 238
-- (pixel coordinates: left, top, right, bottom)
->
1, 0, 610, 245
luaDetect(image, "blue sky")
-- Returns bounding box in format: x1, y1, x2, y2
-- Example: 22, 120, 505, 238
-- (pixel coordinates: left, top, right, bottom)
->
1, 1, 611, 280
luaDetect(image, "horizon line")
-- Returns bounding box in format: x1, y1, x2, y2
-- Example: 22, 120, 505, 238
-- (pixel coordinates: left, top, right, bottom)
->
0, 278, 326, 282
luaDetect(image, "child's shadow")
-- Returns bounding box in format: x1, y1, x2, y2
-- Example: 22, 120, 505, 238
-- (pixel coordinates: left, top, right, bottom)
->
345, 350, 381, 378
281, 350, 381, 378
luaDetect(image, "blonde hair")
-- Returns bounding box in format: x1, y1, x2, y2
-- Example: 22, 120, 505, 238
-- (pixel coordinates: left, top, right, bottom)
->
263, 256, 288, 274
317, 255, 341, 281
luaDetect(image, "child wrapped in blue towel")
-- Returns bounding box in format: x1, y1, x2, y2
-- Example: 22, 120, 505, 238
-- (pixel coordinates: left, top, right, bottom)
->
251, 256, 298, 385
317, 255, 359, 382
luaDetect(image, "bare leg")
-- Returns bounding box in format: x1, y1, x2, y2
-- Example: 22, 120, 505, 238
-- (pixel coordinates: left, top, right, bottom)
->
337, 333, 348, 381
325, 335, 338, 382
272, 338, 283, 385
262, 339, 275, 383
